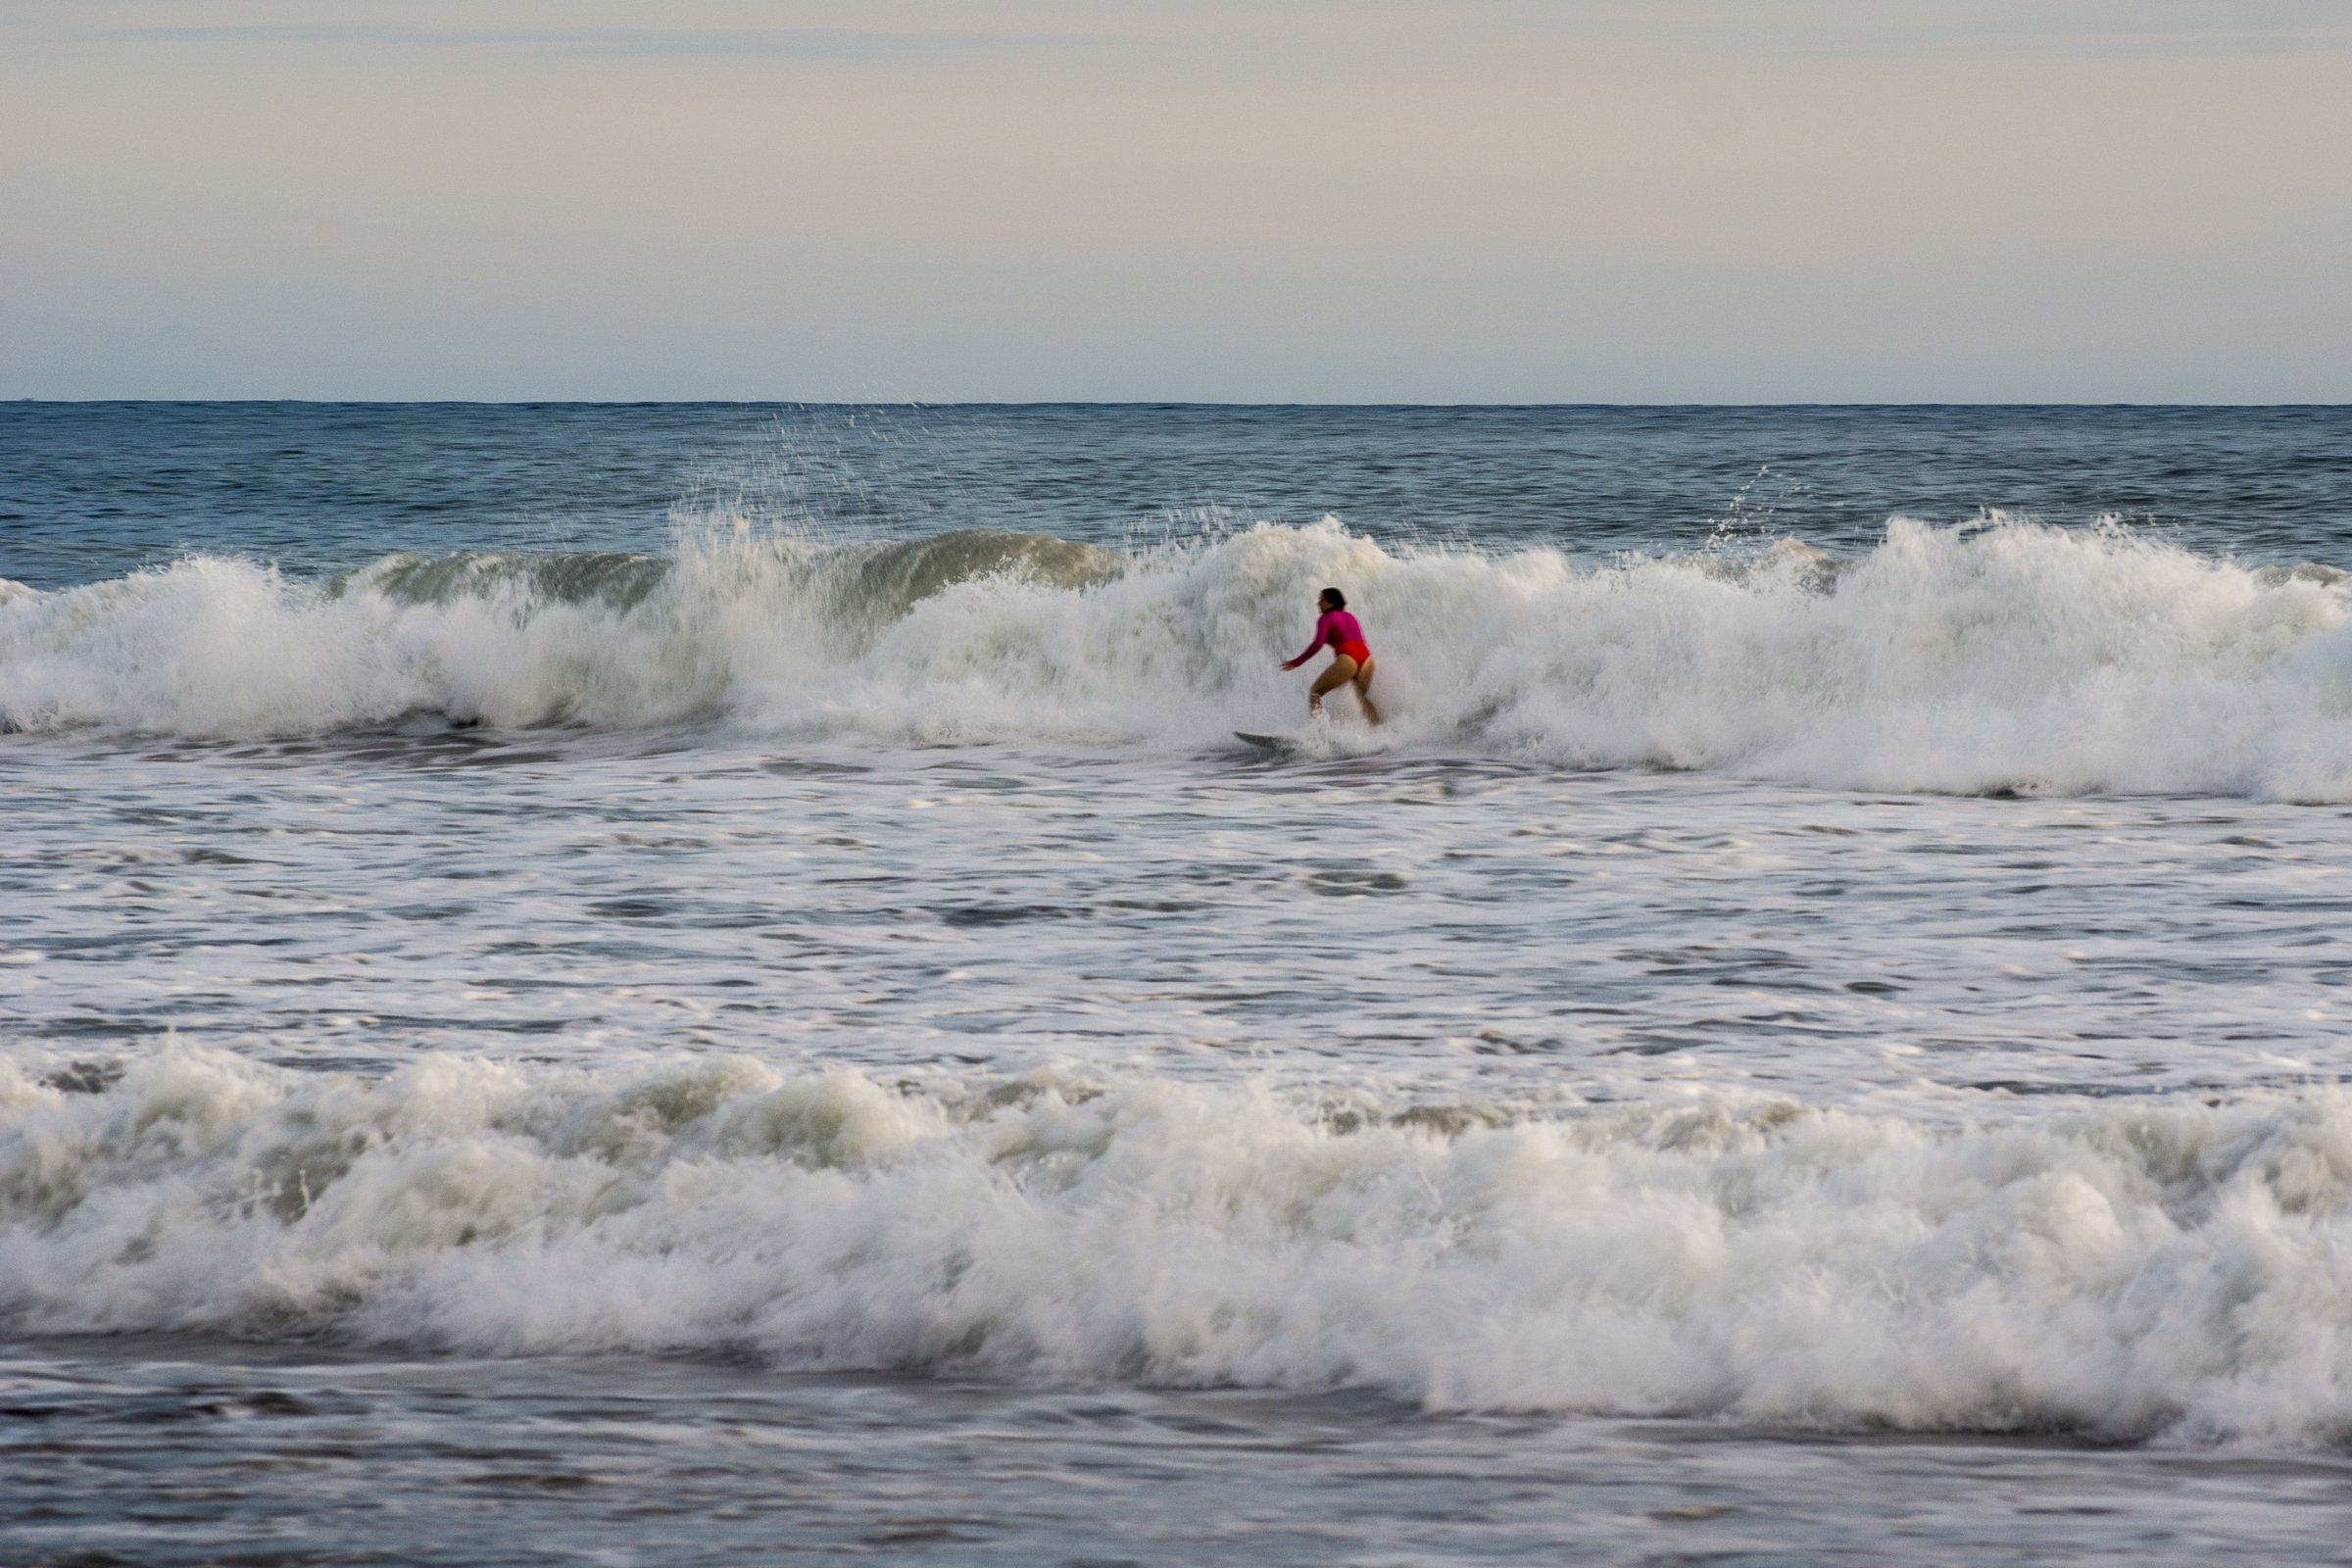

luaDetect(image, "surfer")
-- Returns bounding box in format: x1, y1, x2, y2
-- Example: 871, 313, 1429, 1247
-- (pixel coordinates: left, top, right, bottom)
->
1282, 587, 1382, 724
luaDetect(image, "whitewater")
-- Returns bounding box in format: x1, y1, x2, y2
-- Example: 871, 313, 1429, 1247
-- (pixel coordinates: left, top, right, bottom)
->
7, 515, 2352, 800
8, 403, 2352, 1563
14, 1049, 2352, 1445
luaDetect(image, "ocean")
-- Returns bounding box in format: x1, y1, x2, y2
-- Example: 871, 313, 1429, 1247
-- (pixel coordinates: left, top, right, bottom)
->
6, 402, 2352, 1563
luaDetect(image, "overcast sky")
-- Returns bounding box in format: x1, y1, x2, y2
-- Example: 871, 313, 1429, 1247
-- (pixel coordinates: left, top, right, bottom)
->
4, 0, 2349, 401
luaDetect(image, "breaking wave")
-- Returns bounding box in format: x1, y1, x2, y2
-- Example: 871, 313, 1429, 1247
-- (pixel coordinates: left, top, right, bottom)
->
5, 517, 2352, 799
8, 1048, 2352, 1444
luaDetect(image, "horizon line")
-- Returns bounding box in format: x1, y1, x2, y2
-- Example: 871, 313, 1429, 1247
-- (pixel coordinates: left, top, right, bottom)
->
9, 398, 2351, 412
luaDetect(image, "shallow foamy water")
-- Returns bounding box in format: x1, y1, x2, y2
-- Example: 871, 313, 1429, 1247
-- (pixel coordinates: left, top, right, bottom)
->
7, 732, 2350, 1102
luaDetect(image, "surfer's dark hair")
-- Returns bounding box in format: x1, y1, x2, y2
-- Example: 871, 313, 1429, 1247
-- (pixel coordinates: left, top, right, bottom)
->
1320, 587, 1346, 609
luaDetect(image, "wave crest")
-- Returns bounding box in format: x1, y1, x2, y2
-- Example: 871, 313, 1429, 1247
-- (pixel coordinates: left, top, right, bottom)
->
4, 518, 2351, 799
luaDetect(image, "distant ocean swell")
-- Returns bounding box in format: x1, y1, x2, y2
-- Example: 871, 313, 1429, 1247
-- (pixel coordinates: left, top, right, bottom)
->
4, 518, 2351, 799
7, 1048, 2352, 1443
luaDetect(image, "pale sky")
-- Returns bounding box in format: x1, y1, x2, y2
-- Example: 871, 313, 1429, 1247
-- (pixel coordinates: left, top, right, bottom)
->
4, 0, 2349, 401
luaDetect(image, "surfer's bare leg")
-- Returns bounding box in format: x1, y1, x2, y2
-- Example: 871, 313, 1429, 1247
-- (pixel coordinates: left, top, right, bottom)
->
1309, 655, 1359, 714
1352, 659, 1381, 725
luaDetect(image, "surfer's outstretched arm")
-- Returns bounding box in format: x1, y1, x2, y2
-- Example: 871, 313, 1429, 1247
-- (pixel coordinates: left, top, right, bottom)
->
1282, 611, 1339, 671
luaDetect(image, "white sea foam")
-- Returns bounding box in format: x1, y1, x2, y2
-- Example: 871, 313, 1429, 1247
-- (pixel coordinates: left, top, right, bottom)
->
6, 1047, 2352, 1443
4, 519, 2350, 798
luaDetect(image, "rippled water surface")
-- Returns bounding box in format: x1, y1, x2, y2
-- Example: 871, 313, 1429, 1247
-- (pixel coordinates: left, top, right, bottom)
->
12, 1338, 2352, 1567
7, 404, 2352, 1563
8, 732, 2352, 1104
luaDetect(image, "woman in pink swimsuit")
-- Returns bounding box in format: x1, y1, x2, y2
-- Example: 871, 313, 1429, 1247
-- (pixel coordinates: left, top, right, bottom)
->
1282, 587, 1382, 724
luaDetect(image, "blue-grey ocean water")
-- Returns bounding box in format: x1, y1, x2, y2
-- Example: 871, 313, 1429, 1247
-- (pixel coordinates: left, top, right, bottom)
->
6, 404, 2352, 1564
